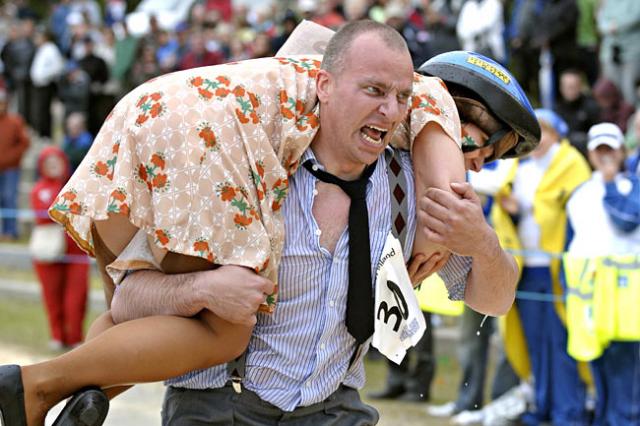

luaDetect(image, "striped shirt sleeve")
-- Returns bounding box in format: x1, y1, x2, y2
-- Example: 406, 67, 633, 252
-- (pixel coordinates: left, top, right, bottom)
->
437, 254, 471, 301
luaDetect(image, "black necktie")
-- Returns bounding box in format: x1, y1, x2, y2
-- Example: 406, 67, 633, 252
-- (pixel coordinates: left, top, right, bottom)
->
303, 159, 377, 344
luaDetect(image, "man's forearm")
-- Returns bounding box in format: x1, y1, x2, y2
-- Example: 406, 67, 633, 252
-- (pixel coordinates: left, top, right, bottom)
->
464, 229, 518, 316
110, 269, 205, 324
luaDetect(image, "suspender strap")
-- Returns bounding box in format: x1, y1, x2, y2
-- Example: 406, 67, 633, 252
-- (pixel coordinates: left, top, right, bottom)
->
384, 148, 410, 249
226, 352, 247, 394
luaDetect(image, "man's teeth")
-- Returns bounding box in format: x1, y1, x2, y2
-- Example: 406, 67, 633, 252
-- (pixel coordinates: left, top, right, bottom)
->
361, 125, 388, 145
361, 131, 383, 145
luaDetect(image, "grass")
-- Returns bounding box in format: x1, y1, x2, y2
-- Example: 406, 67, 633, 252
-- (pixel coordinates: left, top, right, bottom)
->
0, 263, 104, 290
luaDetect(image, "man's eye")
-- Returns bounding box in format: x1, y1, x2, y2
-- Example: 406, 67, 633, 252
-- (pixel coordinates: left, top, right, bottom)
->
397, 94, 410, 104
365, 86, 382, 95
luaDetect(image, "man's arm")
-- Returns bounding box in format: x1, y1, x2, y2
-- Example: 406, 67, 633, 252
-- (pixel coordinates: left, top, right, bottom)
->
418, 182, 518, 316
110, 265, 275, 326
409, 121, 466, 284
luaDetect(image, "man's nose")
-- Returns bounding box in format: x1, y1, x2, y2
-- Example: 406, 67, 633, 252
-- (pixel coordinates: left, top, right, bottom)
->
378, 95, 404, 120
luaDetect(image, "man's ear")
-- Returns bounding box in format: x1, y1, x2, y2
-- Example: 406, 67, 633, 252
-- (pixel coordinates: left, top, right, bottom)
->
316, 69, 332, 103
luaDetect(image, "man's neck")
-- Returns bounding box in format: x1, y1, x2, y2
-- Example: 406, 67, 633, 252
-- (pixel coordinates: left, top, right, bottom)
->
310, 135, 366, 181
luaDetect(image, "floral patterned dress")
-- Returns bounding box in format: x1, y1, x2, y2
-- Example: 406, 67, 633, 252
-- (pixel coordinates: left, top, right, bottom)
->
49, 55, 460, 312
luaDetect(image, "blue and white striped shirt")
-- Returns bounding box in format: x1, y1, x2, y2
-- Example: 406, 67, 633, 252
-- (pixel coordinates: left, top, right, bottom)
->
166, 147, 469, 411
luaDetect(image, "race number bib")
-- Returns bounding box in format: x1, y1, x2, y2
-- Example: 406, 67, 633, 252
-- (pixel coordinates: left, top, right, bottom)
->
372, 233, 426, 364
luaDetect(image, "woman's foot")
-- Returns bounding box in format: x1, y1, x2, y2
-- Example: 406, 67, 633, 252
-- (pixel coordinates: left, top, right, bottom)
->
52, 388, 109, 426
0, 364, 27, 426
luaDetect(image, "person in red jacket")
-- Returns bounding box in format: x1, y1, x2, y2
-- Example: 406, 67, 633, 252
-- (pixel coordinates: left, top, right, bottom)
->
30, 146, 89, 350
0, 86, 30, 240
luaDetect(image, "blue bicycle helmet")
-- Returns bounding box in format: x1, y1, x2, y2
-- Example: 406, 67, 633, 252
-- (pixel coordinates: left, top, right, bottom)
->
418, 51, 540, 162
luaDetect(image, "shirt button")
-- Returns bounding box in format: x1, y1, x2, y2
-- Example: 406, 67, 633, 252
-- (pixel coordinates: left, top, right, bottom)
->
320, 343, 326, 350
315, 229, 321, 236
305, 382, 311, 387
329, 300, 335, 307
312, 189, 318, 196
312, 164, 319, 171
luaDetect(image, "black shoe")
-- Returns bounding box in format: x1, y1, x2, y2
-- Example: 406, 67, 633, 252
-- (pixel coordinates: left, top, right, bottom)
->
52, 388, 109, 426
398, 391, 430, 402
0, 365, 27, 426
367, 384, 406, 400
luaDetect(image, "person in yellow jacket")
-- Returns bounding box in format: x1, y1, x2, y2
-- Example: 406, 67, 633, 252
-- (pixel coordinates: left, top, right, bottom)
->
491, 109, 591, 425
565, 122, 640, 426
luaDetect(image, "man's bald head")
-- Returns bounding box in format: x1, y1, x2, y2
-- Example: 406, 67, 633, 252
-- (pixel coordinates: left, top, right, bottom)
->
321, 20, 410, 75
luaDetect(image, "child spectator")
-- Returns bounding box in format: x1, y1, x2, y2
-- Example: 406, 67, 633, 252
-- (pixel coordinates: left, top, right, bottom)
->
62, 112, 93, 172
30, 129, 89, 351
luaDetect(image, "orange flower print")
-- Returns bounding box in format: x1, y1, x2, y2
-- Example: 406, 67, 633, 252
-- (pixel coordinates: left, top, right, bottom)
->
149, 103, 163, 118
248, 92, 259, 108
119, 204, 130, 216
255, 162, 265, 178
136, 152, 170, 192
215, 87, 230, 97
51, 190, 86, 215
412, 94, 441, 115
150, 153, 165, 169
199, 128, 216, 148
111, 189, 126, 202
275, 57, 321, 78
135, 114, 149, 126
193, 238, 215, 261
307, 113, 319, 129
69, 203, 82, 215
136, 95, 148, 108
152, 174, 168, 189
216, 76, 230, 86
236, 109, 250, 124
280, 106, 294, 120
155, 229, 170, 246
137, 164, 148, 182
62, 192, 77, 201
232, 86, 245, 97
135, 92, 165, 126
411, 96, 422, 110
279, 90, 288, 104
234, 213, 253, 228
219, 185, 236, 201
196, 121, 219, 159
91, 142, 119, 180
198, 88, 213, 99
271, 177, 289, 211
94, 161, 109, 176
190, 75, 232, 101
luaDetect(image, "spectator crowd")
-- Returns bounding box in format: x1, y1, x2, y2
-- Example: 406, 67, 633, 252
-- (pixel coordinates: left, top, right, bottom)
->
0, 1, 639, 425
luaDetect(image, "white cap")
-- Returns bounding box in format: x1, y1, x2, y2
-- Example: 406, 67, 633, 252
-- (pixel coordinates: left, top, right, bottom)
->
587, 122, 624, 151
298, 0, 317, 13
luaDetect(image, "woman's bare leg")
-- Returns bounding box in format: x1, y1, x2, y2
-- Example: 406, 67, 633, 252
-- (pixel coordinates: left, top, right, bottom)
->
84, 312, 131, 400
21, 310, 250, 426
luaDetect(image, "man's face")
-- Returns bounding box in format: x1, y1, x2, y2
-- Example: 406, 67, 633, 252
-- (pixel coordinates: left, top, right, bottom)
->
530, 124, 558, 159
317, 33, 414, 169
588, 144, 624, 172
462, 122, 492, 172
559, 73, 582, 102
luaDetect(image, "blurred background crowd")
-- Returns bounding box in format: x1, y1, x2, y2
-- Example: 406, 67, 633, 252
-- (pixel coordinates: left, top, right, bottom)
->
0, 1, 639, 425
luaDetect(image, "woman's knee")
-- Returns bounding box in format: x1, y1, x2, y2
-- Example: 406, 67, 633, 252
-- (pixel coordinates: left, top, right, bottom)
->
86, 310, 116, 340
